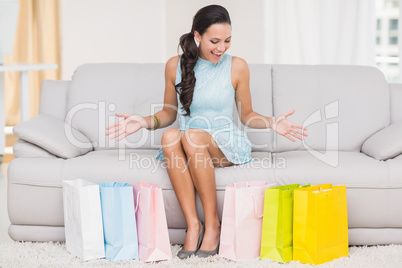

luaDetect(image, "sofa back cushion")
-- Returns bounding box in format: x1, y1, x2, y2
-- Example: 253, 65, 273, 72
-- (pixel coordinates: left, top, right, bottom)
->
241, 64, 273, 152
67, 63, 273, 151
67, 63, 168, 151
271, 65, 390, 152
273, 65, 390, 152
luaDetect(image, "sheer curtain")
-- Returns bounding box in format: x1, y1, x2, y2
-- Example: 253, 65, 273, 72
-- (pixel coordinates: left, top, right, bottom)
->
263, 0, 376, 65
4, 0, 61, 126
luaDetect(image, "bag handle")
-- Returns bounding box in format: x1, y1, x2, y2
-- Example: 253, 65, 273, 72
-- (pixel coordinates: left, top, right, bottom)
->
135, 191, 141, 213
252, 194, 264, 218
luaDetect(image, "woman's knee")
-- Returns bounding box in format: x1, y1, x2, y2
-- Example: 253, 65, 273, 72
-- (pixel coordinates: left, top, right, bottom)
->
181, 129, 209, 155
161, 128, 183, 152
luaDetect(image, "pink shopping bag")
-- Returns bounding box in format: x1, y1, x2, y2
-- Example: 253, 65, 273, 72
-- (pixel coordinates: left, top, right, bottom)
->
131, 182, 172, 262
219, 181, 277, 261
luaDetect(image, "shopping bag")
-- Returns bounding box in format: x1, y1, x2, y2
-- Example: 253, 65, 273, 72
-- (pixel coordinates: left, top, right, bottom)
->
260, 183, 310, 262
219, 181, 277, 261
131, 182, 172, 262
293, 184, 349, 265
62, 179, 105, 260
98, 182, 139, 261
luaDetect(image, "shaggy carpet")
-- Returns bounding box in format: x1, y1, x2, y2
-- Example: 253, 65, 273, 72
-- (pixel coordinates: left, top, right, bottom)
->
1, 242, 402, 267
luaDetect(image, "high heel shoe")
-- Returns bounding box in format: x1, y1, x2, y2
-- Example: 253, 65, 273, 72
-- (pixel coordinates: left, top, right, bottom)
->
177, 222, 205, 259
195, 222, 221, 258
194, 238, 220, 258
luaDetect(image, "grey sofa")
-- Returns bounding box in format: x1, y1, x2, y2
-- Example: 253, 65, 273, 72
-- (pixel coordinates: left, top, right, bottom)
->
8, 63, 402, 245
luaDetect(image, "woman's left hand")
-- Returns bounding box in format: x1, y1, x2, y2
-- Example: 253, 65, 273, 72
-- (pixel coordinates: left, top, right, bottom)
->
271, 109, 308, 142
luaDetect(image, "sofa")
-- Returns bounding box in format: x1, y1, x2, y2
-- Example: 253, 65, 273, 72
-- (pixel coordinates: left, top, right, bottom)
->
7, 62, 402, 245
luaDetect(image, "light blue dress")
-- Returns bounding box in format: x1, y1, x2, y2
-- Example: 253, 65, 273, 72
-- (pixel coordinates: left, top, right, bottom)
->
155, 54, 254, 165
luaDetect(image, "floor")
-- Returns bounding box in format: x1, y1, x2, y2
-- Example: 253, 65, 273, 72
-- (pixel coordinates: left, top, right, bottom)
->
0, 132, 17, 243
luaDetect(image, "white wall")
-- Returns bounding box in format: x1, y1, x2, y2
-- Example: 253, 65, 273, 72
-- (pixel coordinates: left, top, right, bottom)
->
165, 0, 265, 63
60, 0, 165, 80
60, 0, 265, 80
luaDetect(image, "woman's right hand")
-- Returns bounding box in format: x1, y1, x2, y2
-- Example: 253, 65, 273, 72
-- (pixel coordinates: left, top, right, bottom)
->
106, 113, 147, 141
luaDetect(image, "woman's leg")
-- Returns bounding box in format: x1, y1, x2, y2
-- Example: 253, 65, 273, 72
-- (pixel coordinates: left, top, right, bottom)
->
181, 128, 234, 251
161, 128, 202, 251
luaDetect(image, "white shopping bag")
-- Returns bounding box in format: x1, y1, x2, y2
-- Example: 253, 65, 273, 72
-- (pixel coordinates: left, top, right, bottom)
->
63, 179, 105, 260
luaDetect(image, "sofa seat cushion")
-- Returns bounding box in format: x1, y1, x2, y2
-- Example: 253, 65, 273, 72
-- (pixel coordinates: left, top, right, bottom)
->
61, 149, 274, 190
273, 151, 389, 187
8, 150, 273, 228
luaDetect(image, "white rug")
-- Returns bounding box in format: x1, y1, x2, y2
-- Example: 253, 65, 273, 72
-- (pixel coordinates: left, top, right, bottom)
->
0, 242, 402, 268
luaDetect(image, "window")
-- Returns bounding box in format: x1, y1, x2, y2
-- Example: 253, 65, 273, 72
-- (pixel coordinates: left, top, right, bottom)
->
389, 18, 398, 29
390, 36, 398, 44
376, 0, 400, 82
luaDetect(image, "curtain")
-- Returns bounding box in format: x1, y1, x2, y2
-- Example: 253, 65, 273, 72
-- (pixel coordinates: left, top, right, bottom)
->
4, 0, 61, 126
263, 0, 376, 65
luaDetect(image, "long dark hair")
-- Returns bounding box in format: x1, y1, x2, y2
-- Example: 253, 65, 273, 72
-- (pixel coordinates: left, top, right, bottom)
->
176, 5, 231, 117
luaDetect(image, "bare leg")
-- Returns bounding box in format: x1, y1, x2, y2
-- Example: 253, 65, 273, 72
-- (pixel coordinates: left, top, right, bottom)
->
182, 129, 234, 251
161, 128, 202, 251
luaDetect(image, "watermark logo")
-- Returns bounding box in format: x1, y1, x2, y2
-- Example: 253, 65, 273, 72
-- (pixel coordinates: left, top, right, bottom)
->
302, 100, 339, 167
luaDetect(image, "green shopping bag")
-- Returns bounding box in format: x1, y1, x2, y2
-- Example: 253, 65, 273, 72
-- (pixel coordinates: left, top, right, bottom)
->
260, 183, 310, 262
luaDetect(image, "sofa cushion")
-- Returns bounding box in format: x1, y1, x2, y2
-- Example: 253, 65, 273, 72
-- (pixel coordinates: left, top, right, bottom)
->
67, 63, 274, 152
273, 151, 389, 187
61, 149, 275, 190
67, 63, 169, 152
39, 80, 70, 121
241, 64, 273, 152
13, 114, 93, 159
271, 65, 390, 153
361, 121, 402, 161
8, 149, 273, 228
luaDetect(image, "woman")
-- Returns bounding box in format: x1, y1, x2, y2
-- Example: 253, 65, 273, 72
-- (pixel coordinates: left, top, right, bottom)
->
106, 5, 307, 259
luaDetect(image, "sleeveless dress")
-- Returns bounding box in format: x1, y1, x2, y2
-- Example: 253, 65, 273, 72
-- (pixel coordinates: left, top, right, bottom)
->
155, 53, 254, 165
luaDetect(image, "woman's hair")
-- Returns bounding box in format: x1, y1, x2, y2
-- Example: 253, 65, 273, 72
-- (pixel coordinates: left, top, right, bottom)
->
176, 5, 231, 117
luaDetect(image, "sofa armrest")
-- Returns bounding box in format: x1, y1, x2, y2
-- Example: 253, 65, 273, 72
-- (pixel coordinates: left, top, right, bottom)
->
390, 83, 402, 124
13, 114, 94, 159
361, 121, 402, 161
13, 139, 58, 158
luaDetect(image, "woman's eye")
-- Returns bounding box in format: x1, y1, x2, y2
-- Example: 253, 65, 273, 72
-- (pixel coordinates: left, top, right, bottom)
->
211, 40, 230, 44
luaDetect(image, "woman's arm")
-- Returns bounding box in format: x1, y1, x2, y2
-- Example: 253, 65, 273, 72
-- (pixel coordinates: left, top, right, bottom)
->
232, 56, 307, 141
142, 56, 179, 130
232, 57, 272, 129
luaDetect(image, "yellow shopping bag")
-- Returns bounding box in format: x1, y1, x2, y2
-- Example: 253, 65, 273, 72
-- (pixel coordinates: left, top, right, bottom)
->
293, 184, 349, 265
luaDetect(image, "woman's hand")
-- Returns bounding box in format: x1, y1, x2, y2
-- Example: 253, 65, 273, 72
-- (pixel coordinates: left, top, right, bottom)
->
271, 109, 308, 142
106, 113, 147, 141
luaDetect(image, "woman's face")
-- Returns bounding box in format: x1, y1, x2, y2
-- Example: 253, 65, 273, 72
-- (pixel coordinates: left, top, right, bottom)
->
195, 23, 232, 63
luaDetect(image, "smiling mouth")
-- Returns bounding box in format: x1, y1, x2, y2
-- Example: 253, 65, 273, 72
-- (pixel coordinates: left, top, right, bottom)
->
211, 51, 223, 59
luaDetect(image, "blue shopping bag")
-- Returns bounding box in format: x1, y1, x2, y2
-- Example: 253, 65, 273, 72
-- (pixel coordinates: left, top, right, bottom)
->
98, 182, 139, 261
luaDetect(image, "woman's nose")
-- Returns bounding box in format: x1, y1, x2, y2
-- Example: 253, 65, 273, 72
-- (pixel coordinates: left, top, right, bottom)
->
217, 42, 224, 51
